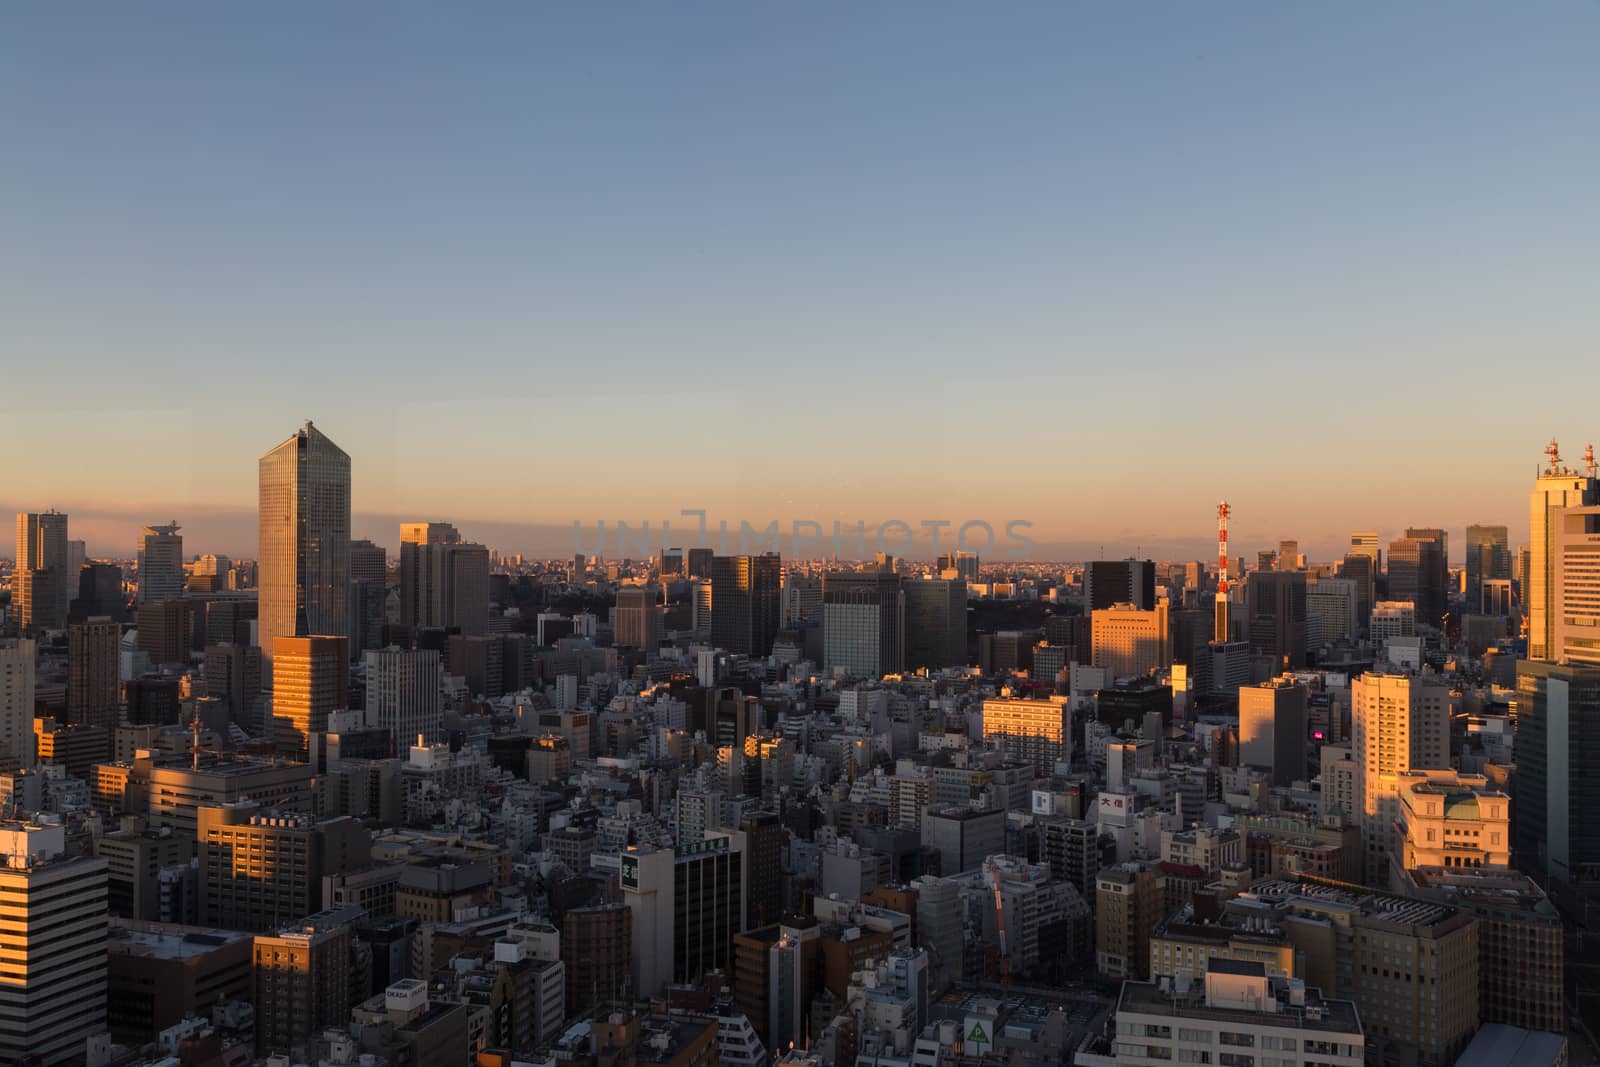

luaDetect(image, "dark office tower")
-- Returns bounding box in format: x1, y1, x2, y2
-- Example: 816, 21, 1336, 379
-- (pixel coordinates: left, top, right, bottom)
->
1043, 613, 1092, 660
347, 539, 388, 656
660, 548, 686, 578
1256, 549, 1278, 573
70, 562, 127, 624
1514, 662, 1600, 888
123, 675, 181, 726
686, 547, 715, 580
562, 905, 632, 1021
15, 510, 69, 632
204, 598, 258, 647
259, 422, 351, 681
1389, 529, 1448, 629
1339, 553, 1376, 629
205, 643, 264, 734
68, 617, 121, 731
903, 578, 967, 670
1246, 570, 1307, 671
137, 599, 195, 667
822, 571, 904, 677
399, 523, 489, 637
1465, 524, 1511, 615
349, 539, 386, 585
740, 810, 789, 928
710, 554, 783, 657
1083, 559, 1155, 614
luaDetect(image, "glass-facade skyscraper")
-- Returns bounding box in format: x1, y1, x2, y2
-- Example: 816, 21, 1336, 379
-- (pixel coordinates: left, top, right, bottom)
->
258, 421, 351, 680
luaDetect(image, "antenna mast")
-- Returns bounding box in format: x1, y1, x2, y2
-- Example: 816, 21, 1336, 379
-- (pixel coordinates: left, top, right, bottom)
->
1214, 502, 1231, 643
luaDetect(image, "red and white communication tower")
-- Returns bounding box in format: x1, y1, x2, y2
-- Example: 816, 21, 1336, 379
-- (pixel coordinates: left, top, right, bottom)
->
1215, 501, 1231, 642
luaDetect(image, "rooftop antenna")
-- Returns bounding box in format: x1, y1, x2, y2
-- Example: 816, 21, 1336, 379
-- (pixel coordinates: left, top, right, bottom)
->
191, 715, 203, 771
1587, 443, 1596, 479
1546, 438, 1562, 474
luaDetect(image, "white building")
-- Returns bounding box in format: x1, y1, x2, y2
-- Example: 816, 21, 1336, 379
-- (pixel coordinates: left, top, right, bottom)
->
365, 647, 443, 744
1113, 960, 1363, 1067
1352, 671, 1449, 883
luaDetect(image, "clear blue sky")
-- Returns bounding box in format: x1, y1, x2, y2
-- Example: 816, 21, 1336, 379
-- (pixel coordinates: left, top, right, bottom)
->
2, 3, 1596, 558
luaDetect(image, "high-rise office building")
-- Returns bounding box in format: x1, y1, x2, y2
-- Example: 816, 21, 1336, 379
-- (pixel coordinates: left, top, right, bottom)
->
71, 562, 127, 624
271, 636, 349, 757
710, 554, 782, 657
1246, 570, 1307, 670
1388, 528, 1448, 630
781, 574, 822, 627
15, 510, 69, 632
1238, 678, 1308, 788
613, 586, 663, 650
1277, 540, 1301, 571
0, 639, 37, 771
366, 647, 443, 745
562, 904, 632, 1021
399, 522, 490, 637
739, 810, 788, 928
685, 547, 714, 580
0, 822, 109, 1066
903, 577, 966, 670
1352, 672, 1450, 884
68, 616, 121, 731
1090, 600, 1170, 678
135, 522, 185, 605
1552, 504, 1600, 667
622, 832, 746, 997
822, 570, 904, 677
1513, 661, 1600, 888
1349, 530, 1380, 570
1464, 524, 1511, 616
348, 538, 388, 654
203, 643, 264, 735
253, 919, 354, 1056
1529, 442, 1600, 660
199, 803, 368, 932
258, 422, 351, 680
1338, 553, 1376, 630
135, 598, 195, 667
1083, 558, 1155, 613
982, 694, 1071, 773
1306, 577, 1357, 646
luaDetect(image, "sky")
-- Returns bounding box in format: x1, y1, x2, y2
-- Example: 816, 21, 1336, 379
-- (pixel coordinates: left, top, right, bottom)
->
2, 3, 1597, 560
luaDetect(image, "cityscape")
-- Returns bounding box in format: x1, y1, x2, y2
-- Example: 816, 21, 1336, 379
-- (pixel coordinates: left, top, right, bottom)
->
4, 6, 1598, 1067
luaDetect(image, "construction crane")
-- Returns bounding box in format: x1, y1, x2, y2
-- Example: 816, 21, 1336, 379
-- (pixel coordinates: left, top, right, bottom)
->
1214, 501, 1231, 643
988, 859, 1012, 985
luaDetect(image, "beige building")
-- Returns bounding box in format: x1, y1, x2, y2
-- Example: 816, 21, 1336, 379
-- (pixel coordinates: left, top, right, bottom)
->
1528, 443, 1599, 659
1095, 861, 1163, 980
0, 639, 36, 771
272, 635, 348, 757
198, 802, 370, 932
1394, 769, 1510, 879
981, 693, 1071, 773
1553, 504, 1600, 666
0, 822, 109, 1066
254, 919, 354, 1057
613, 586, 663, 650
1352, 671, 1449, 883
14, 511, 70, 633
1091, 600, 1170, 678
399, 521, 490, 637
1238, 677, 1308, 787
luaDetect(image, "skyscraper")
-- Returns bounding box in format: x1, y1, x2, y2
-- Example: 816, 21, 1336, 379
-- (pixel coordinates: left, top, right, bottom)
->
1083, 558, 1155, 613
272, 636, 349, 756
1238, 678, 1308, 787
822, 570, 904, 677
366, 647, 443, 745
1349, 530, 1380, 570
1090, 601, 1171, 678
348, 538, 389, 653
0, 823, 109, 1066
1553, 505, 1600, 666
398, 522, 489, 637
68, 616, 121, 732
1245, 570, 1307, 670
1464, 524, 1511, 615
1277, 540, 1301, 571
903, 577, 967, 670
135, 522, 185, 604
0, 639, 36, 771
709, 554, 782, 657
1352, 672, 1450, 884
15, 510, 69, 632
1338, 553, 1376, 630
1529, 441, 1600, 660
1396, 527, 1449, 629
612, 586, 662, 649
1513, 661, 1600, 889
258, 422, 351, 679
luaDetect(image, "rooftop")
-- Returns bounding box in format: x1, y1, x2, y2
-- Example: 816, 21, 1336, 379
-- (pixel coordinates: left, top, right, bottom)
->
108, 920, 251, 960
1119, 975, 1361, 1035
